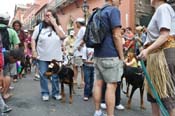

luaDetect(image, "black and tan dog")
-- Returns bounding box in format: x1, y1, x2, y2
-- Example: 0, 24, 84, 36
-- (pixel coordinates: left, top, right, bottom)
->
122, 66, 145, 109
44, 60, 74, 104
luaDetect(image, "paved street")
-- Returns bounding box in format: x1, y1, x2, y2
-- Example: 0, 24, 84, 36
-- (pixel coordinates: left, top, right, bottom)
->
6, 73, 152, 116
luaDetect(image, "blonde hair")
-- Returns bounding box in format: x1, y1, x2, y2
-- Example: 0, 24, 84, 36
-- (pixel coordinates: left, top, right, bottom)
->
127, 52, 136, 62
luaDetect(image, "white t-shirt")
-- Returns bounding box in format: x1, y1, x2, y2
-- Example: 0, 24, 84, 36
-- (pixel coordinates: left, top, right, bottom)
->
144, 3, 175, 45
73, 26, 86, 57
82, 47, 94, 66
32, 25, 63, 61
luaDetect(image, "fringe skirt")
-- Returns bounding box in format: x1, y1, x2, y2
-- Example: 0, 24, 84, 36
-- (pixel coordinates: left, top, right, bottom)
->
146, 36, 175, 111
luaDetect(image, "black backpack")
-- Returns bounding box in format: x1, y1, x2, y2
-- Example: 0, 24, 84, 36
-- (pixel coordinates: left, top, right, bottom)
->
0, 26, 12, 65
0, 27, 11, 50
83, 5, 110, 48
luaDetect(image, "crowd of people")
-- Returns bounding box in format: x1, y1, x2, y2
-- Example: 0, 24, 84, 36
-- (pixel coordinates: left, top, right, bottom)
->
0, 0, 175, 116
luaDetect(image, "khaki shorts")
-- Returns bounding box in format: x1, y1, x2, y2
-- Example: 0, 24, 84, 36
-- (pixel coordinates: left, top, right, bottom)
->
94, 57, 123, 83
73, 56, 83, 67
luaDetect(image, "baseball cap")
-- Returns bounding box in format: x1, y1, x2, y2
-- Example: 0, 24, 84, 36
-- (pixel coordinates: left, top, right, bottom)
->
0, 12, 10, 21
136, 26, 143, 31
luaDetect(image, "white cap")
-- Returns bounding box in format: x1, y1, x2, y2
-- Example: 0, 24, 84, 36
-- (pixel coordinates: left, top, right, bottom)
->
136, 26, 143, 31
24, 29, 28, 33
70, 30, 75, 35
76, 17, 85, 23
0, 12, 10, 21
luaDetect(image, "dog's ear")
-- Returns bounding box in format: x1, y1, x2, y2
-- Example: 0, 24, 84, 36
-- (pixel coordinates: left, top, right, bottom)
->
52, 59, 57, 63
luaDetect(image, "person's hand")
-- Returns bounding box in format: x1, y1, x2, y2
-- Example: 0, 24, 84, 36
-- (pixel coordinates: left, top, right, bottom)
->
125, 47, 128, 51
49, 15, 57, 26
138, 49, 149, 60
78, 46, 81, 51
24, 48, 27, 54
32, 51, 38, 59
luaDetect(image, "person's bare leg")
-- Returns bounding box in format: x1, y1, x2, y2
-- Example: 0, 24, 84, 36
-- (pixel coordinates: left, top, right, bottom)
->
3, 76, 12, 99
106, 83, 117, 116
93, 80, 103, 110
151, 103, 161, 116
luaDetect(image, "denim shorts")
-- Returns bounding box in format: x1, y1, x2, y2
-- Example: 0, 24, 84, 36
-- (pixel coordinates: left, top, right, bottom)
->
94, 57, 123, 83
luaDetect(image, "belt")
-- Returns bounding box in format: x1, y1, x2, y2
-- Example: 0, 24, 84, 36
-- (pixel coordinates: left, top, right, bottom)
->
144, 36, 175, 53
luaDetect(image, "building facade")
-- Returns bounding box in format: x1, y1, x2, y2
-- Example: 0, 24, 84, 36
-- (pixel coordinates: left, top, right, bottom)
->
135, 0, 154, 27
14, 0, 175, 32
55, 0, 136, 33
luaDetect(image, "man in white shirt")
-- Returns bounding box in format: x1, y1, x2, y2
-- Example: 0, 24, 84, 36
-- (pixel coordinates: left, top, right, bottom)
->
73, 18, 86, 87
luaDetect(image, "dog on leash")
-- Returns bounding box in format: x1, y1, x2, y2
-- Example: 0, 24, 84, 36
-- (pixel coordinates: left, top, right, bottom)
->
44, 59, 74, 104
122, 65, 145, 109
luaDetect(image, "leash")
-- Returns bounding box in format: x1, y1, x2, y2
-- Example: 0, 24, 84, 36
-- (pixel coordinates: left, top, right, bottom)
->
140, 60, 169, 116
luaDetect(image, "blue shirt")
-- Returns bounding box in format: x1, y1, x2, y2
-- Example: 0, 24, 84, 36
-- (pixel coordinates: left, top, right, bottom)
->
94, 5, 121, 57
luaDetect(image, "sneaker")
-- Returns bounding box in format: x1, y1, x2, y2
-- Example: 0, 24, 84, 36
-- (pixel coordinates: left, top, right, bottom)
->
116, 104, 125, 110
9, 86, 14, 90
35, 74, 40, 78
83, 97, 88, 101
94, 110, 105, 116
42, 95, 49, 101
1, 106, 12, 113
34, 74, 40, 81
52, 95, 62, 100
100, 103, 107, 109
33, 77, 40, 81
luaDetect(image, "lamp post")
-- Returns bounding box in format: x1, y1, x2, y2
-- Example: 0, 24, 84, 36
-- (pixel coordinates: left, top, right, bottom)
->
82, 0, 89, 25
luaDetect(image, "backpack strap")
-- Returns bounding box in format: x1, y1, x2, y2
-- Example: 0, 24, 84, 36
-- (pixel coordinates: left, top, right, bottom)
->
35, 22, 43, 47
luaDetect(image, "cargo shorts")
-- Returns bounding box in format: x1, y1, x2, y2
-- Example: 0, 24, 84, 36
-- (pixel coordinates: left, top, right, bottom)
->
94, 57, 123, 83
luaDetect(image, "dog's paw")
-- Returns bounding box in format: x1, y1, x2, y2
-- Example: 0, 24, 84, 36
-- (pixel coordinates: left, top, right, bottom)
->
140, 106, 146, 110
126, 105, 131, 109
61, 97, 66, 103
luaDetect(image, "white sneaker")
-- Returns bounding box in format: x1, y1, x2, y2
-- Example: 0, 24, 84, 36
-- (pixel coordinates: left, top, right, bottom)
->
35, 74, 40, 78
9, 86, 14, 90
116, 104, 125, 110
94, 110, 105, 116
100, 103, 107, 109
42, 95, 49, 101
53, 95, 62, 100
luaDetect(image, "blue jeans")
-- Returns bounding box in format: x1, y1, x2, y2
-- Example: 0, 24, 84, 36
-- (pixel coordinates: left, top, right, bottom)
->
83, 65, 94, 97
38, 60, 59, 96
